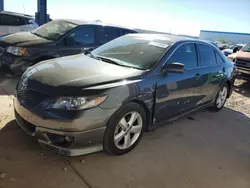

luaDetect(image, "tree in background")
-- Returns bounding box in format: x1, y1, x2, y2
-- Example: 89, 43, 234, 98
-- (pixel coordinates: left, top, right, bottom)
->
217, 39, 229, 44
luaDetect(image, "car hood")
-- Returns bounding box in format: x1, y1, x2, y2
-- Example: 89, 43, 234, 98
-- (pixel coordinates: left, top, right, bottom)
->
26, 54, 143, 90
236, 51, 250, 60
0, 31, 52, 47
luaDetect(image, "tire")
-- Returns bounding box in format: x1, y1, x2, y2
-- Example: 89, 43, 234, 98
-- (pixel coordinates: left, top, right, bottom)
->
210, 84, 229, 112
103, 102, 146, 155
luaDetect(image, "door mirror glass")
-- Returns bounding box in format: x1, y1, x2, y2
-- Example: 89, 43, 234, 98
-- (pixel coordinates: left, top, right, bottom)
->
65, 36, 76, 46
164, 62, 185, 73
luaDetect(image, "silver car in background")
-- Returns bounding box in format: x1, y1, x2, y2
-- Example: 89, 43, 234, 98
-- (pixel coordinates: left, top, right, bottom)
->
0, 11, 38, 36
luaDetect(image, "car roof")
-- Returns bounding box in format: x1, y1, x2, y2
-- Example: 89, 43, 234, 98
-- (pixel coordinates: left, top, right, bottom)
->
56, 19, 136, 31
125, 33, 212, 45
0, 11, 34, 19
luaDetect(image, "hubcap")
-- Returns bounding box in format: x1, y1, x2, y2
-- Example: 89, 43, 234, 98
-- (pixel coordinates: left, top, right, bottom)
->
114, 111, 143, 149
216, 86, 228, 108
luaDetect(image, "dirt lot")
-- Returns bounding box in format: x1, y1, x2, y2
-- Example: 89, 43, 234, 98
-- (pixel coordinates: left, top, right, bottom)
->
0, 73, 250, 188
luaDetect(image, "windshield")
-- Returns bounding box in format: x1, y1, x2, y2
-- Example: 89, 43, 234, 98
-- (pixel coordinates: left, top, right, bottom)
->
32, 20, 78, 41
242, 43, 250, 52
91, 35, 170, 70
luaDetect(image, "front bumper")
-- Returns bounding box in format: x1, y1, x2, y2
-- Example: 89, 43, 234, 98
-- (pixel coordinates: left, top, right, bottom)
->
0, 53, 33, 75
14, 96, 114, 156
237, 67, 250, 75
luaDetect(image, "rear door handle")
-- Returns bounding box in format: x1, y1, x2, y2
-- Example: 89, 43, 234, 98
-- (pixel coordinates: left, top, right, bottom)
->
219, 68, 226, 74
195, 73, 201, 77
195, 73, 201, 80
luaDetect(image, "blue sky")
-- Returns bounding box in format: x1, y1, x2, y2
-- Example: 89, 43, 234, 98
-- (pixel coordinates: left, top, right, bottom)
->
4, 0, 250, 36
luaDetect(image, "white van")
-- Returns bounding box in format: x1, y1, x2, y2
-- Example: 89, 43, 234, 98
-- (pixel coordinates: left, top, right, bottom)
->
0, 11, 38, 36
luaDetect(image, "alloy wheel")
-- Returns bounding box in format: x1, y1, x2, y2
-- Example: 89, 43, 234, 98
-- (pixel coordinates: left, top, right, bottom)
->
216, 86, 228, 108
114, 111, 143, 150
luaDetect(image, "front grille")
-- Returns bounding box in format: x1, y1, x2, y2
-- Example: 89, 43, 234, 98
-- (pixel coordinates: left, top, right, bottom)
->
235, 59, 250, 69
17, 89, 48, 106
0, 46, 4, 54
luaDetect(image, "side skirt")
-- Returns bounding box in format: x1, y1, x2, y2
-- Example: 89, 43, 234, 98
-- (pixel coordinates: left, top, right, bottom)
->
148, 101, 213, 131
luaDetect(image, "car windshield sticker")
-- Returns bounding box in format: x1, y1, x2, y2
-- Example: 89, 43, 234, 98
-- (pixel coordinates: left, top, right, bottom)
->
148, 41, 169, 48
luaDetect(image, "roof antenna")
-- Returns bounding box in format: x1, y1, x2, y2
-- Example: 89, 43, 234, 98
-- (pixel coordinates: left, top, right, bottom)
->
23, 4, 25, 13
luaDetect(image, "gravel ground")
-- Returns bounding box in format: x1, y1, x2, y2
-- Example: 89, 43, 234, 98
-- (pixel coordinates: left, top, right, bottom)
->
226, 74, 250, 117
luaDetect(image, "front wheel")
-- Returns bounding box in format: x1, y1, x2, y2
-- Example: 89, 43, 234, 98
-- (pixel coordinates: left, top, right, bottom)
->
210, 84, 228, 111
103, 103, 146, 155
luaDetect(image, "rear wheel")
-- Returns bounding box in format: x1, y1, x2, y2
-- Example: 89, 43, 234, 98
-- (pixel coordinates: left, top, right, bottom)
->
210, 84, 228, 111
103, 103, 146, 155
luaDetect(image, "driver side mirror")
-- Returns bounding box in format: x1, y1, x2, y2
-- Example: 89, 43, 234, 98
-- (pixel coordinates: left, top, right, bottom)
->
162, 62, 185, 73
65, 36, 76, 46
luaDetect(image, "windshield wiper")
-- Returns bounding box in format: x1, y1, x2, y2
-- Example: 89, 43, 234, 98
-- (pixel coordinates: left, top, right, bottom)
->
95, 56, 134, 68
31, 31, 50, 40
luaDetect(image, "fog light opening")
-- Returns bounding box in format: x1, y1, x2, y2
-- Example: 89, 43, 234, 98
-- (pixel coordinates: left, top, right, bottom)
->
65, 136, 74, 143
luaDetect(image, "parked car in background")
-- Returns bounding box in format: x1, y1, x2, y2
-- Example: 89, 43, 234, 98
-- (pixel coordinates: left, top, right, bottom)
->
0, 11, 38, 36
228, 42, 250, 74
0, 19, 137, 75
218, 43, 230, 50
14, 34, 236, 156
222, 44, 245, 56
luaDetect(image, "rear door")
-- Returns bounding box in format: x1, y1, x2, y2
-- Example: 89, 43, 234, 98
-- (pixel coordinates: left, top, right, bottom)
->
57, 26, 96, 56
195, 43, 225, 103
154, 43, 203, 123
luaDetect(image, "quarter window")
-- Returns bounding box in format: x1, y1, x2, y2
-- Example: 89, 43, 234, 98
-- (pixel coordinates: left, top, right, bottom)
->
215, 52, 225, 64
197, 44, 217, 66
167, 43, 197, 69
70, 27, 95, 44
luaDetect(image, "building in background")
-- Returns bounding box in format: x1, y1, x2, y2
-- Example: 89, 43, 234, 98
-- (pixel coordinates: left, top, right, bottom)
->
199, 30, 250, 44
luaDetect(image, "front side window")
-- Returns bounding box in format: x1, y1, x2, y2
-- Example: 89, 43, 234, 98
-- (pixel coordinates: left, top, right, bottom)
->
91, 35, 169, 70
242, 43, 250, 52
167, 43, 197, 69
197, 44, 216, 66
0, 15, 26, 26
70, 27, 95, 44
97, 27, 120, 45
31, 20, 78, 41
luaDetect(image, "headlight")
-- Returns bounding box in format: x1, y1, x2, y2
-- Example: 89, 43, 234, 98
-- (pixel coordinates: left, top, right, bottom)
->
7, 46, 28, 56
50, 96, 108, 110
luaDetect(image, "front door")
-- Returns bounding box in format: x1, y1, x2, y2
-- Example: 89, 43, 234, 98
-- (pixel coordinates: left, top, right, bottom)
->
154, 43, 203, 123
58, 27, 96, 57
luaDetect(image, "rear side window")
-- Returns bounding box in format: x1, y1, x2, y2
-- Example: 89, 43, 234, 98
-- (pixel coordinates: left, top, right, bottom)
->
197, 44, 217, 66
167, 43, 197, 69
97, 27, 121, 45
215, 52, 225, 64
0, 15, 26, 26
70, 27, 95, 44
